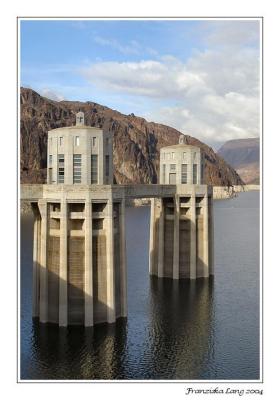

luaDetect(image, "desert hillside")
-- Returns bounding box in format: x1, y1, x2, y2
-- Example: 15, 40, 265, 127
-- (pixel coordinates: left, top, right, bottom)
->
20, 87, 243, 186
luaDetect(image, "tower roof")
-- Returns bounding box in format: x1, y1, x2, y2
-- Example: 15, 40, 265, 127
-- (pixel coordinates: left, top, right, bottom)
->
160, 143, 200, 151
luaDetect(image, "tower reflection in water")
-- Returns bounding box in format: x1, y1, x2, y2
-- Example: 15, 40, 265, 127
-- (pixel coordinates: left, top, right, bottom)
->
146, 276, 214, 380
30, 319, 127, 380
29, 276, 213, 380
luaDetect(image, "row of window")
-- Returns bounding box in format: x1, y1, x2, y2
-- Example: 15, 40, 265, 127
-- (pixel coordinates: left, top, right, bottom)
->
50, 154, 110, 184
162, 164, 198, 184
162, 151, 197, 161
49, 136, 110, 148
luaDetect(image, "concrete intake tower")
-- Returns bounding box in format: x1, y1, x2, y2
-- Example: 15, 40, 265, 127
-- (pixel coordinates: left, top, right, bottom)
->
22, 114, 214, 327
149, 135, 213, 279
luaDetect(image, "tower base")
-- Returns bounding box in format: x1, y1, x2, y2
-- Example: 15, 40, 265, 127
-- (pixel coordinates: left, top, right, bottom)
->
149, 185, 214, 279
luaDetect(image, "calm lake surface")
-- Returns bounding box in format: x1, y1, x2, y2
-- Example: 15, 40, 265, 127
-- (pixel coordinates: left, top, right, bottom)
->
20, 191, 260, 380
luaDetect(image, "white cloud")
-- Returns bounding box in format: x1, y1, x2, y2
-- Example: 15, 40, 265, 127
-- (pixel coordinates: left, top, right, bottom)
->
93, 35, 160, 58
188, 47, 259, 97
40, 88, 65, 101
81, 22, 260, 146
81, 59, 206, 98
145, 93, 259, 146
93, 36, 141, 55
202, 20, 260, 48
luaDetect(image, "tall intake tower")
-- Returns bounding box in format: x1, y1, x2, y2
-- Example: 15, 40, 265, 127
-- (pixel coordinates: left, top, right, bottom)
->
32, 112, 126, 327
25, 117, 214, 328
149, 135, 214, 279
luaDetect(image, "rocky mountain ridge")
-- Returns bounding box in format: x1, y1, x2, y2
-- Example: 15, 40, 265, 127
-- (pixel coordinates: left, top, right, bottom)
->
20, 87, 243, 186
217, 138, 260, 184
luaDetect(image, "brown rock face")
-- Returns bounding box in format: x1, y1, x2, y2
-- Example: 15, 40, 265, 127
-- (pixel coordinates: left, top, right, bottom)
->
236, 162, 260, 185
20, 87, 243, 186
217, 138, 260, 184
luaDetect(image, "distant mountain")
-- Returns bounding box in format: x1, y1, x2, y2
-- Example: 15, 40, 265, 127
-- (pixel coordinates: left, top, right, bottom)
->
217, 138, 260, 184
20, 87, 243, 186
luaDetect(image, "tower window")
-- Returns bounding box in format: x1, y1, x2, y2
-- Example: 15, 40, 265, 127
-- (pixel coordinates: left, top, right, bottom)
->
193, 164, 197, 184
48, 168, 53, 184
170, 164, 176, 171
75, 136, 80, 146
73, 154, 82, 183
58, 168, 64, 183
49, 155, 52, 166
172, 152, 175, 160
59, 137, 63, 146
92, 137, 96, 147
58, 154, 64, 164
181, 164, 187, 184
91, 155, 98, 184
58, 154, 64, 183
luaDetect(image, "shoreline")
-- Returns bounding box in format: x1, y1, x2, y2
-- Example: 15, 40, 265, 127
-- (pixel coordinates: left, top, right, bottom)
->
213, 184, 260, 200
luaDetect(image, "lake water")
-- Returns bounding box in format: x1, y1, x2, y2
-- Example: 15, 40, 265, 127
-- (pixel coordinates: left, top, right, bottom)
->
20, 191, 260, 380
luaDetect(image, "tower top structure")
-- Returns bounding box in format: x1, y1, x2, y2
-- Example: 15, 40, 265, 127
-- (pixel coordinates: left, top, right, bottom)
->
76, 111, 85, 126
159, 135, 203, 185
179, 134, 187, 145
47, 111, 113, 185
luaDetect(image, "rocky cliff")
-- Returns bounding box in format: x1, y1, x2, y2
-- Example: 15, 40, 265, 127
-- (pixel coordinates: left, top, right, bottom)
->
217, 138, 260, 184
20, 87, 243, 186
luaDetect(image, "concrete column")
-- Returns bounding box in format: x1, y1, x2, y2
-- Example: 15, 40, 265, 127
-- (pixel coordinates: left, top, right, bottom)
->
157, 198, 164, 278
149, 198, 155, 275
173, 195, 180, 279
189, 154, 194, 184
106, 196, 116, 323
84, 199, 94, 326
177, 164, 182, 185
59, 199, 68, 326
53, 153, 57, 184
99, 139, 104, 184
64, 133, 71, 185
198, 153, 202, 184
108, 135, 114, 184
202, 194, 209, 277
67, 133, 74, 185
119, 197, 127, 317
190, 190, 197, 279
32, 213, 39, 317
82, 139, 90, 184
38, 200, 48, 323
86, 137, 91, 185
55, 137, 59, 184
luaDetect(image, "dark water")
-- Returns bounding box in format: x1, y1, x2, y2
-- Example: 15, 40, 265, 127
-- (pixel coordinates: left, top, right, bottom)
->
20, 191, 260, 380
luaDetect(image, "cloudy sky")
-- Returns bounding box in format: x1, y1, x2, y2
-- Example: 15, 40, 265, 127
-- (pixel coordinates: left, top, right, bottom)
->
20, 19, 260, 149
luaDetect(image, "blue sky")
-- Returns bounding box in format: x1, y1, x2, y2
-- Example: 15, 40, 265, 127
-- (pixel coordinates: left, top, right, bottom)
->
20, 19, 260, 148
